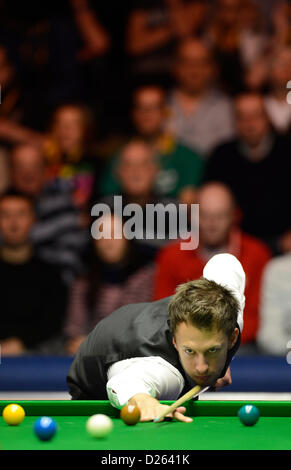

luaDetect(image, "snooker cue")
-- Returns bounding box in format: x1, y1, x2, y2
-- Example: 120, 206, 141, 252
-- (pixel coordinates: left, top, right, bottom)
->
153, 384, 202, 422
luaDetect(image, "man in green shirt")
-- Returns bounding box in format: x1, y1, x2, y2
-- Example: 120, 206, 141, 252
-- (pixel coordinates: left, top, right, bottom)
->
100, 85, 204, 203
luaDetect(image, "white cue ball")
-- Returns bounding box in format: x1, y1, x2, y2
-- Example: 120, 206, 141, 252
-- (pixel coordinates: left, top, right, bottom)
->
86, 414, 113, 438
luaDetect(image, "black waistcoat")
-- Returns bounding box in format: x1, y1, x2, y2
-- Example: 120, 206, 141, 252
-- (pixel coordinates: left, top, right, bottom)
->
67, 296, 240, 400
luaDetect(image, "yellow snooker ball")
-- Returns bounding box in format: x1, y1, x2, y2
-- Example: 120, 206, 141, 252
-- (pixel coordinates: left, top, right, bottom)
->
2, 404, 25, 425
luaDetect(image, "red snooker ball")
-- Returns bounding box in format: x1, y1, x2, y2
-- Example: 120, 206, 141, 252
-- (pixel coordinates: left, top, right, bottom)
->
120, 405, 141, 425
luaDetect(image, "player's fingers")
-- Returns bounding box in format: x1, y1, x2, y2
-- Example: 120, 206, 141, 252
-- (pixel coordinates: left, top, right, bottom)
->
172, 410, 193, 423
140, 413, 156, 422
166, 407, 192, 422
141, 407, 171, 422
174, 406, 187, 414
165, 406, 186, 418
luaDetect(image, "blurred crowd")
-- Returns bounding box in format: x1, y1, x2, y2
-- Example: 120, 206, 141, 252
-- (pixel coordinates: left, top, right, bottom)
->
0, 0, 291, 358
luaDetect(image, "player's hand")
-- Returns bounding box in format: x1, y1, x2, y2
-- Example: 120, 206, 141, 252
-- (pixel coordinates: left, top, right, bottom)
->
128, 393, 193, 423
213, 366, 232, 391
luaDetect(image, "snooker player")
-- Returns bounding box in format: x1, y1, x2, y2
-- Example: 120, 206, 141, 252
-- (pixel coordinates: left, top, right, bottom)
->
67, 253, 245, 422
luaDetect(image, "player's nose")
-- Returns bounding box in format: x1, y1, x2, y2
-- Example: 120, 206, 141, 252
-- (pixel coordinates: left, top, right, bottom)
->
195, 355, 209, 375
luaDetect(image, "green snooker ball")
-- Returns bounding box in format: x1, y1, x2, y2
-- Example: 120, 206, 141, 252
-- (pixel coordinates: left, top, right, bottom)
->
238, 405, 260, 426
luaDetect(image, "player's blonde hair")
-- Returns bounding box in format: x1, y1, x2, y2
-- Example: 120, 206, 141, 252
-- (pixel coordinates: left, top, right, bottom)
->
168, 278, 239, 338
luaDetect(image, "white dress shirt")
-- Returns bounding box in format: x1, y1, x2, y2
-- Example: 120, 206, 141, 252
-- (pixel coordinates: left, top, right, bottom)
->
106, 253, 245, 408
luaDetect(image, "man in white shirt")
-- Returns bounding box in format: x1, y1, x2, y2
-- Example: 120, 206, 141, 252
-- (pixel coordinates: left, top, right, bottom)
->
67, 253, 245, 422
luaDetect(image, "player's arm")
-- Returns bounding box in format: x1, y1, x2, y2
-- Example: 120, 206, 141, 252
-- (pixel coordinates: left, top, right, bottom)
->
203, 253, 246, 332
106, 356, 191, 422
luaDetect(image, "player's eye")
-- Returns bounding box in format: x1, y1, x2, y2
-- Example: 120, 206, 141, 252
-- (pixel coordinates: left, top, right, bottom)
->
184, 348, 194, 355
208, 348, 219, 354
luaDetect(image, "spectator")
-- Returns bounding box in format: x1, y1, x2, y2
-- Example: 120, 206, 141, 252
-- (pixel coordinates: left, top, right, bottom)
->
70, 0, 131, 137
100, 138, 180, 259
204, 92, 291, 254
165, 38, 235, 157
257, 253, 291, 356
65, 213, 155, 355
245, 45, 291, 131
244, 3, 291, 92
126, 0, 207, 87
263, 47, 291, 134
154, 182, 271, 349
237, 0, 268, 69
100, 85, 204, 203
0, 4, 84, 130
69, 0, 117, 134
0, 190, 67, 355
9, 143, 87, 284
70, 0, 110, 62
43, 102, 104, 210
0, 44, 43, 147
272, 0, 291, 48
204, 0, 246, 94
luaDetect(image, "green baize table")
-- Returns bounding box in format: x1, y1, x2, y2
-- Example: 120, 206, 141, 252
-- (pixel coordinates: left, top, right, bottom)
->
0, 400, 291, 450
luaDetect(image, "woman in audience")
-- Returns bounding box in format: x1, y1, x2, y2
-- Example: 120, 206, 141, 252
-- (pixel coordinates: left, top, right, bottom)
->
64, 213, 155, 355
43, 103, 104, 211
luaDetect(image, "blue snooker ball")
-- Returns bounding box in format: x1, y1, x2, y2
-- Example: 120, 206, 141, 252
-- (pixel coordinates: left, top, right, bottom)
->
34, 417, 57, 441
238, 405, 260, 426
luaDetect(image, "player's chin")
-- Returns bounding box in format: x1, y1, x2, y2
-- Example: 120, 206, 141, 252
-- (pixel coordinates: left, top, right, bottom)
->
192, 375, 212, 386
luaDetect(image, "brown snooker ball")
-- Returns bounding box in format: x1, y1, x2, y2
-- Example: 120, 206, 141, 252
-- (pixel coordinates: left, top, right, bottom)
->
120, 405, 141, 425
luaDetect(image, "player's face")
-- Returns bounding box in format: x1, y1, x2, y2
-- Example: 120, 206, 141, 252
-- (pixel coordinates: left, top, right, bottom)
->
173, 322, 238, 387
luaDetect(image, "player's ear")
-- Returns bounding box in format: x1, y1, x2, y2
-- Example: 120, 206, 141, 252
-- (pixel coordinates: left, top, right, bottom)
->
172, 336, 178, 351
228, 327, 239, 349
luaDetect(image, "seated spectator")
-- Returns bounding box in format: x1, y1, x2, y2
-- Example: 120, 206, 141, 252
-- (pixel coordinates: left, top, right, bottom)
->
204, 92, 291, 254
237, 0, 268, 69
43, 103, 104, 210
70, 0, 110, 62
64, 212, 155, 355
204, 0, 267, 94
263, 47, 291, 134
245, 3, 291, 92
272, 0, 291, 48
9, 143, 87, 284
257, 253, 291, 356
100, 138, 180, 259
70, 0, 128, 137
0, 43, 43, 191
126, 0, 207, 86
246, 46, 291, 132
154, 182, 271, 349
100, 84, 204, 203
165, 38, 235, 157
0, 190, 67, 355
0, 44, 43, 148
